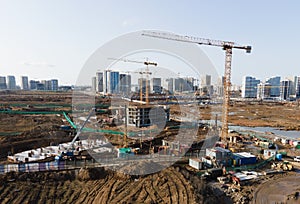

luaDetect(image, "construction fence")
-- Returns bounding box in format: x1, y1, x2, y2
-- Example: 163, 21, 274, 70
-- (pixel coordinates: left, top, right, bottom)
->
225, 155, 275, 172
0, 160, 98, 175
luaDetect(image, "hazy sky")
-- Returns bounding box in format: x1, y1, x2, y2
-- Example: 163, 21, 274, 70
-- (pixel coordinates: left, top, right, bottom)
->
1, 1, 300, 85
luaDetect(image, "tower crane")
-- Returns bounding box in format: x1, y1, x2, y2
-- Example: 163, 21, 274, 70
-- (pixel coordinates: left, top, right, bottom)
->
142, 31, 252, 142
108, 57, 158, 104
108, 58, 157, 147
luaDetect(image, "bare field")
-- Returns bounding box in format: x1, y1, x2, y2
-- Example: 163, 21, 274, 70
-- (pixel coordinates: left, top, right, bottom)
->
1, 91, 300, 203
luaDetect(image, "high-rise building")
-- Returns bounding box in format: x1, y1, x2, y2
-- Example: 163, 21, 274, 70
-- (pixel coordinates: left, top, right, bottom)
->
200, 75, 213, 96
41, 80, 51, 90
103, 70, 109, 94
241, 76, 260, 98
92, 77, 97, 92
7, 75, 16, 90
0, 76, 7, 89
50, 79, 58, 91
266, 76, 281, 98
138, 78, 149, 94
151, 78, 162, 94
280, 80, 292, 100
202, 75, 211, 86
174, 78, 192, 92
167, 77, 195, 93
184, 77, 195, 92
167, 78, 174, 94
96, 72, 103, 92
109, 71, 119, 94
36, 83, 45, 90
29, 80, 39, 90
97, 70, 121, 94
257, 82, 271, 100
216, 76, 225, 97
294, 76, 300, 98
21, 76, 29, 90
120, 74, 131, 95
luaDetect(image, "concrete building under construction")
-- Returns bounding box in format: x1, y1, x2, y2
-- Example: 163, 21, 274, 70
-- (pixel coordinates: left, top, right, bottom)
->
126, 104, 170, 128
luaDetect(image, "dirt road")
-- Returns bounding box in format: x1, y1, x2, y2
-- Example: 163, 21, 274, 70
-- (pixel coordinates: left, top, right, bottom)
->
252, 173, 300, 204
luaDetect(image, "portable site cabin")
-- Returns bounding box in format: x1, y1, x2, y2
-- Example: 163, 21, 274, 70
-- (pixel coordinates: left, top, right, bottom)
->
233, 152, 257, 166
281, 138, 290, 145
263, 149, 277, 159
189, 158, 203, 170
206, 147, 232, 167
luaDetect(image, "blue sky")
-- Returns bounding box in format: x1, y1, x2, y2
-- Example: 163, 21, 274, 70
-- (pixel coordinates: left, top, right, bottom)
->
1, 1, 300, 85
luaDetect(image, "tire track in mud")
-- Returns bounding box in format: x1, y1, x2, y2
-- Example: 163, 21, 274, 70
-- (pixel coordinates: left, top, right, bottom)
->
148, 175, 164, 203
144, 180, 162, 203
0, 184, 16, 203
166, 170, 180, 203
110, 178, 145, 203
27, 184, 42, 204
0, 166, 196, 204
136, 186, 148, 202
94, 176, 117, 203
171, 168, 194, 204
108, 178, 128, 201
7, 184, 30, 204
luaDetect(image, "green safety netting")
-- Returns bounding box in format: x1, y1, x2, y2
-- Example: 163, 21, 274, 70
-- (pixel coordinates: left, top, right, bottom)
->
0, 103, 109, 108
0, 132, 22, 136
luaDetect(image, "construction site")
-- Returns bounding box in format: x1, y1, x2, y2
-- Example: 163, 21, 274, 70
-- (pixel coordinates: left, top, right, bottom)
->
1, 32, 300, 204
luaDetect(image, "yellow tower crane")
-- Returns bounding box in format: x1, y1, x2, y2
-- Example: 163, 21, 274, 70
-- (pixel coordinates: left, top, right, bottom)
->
142, 31, 251, 142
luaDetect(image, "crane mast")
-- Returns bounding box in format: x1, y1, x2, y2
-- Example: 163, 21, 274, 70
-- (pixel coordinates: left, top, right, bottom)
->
108, 58, 157, 147
142, 31, 251, 142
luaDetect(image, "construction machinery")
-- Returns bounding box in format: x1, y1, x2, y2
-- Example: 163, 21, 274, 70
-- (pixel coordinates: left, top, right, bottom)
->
108, 57, 157, 104
142, 31, 252, 142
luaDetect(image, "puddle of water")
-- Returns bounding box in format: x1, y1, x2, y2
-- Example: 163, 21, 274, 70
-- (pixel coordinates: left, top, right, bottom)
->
230, 126, 300, 139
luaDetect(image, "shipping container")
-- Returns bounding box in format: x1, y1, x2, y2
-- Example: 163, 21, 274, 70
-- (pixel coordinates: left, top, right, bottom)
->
189, 158, 203, 170
233, 152, 257, 165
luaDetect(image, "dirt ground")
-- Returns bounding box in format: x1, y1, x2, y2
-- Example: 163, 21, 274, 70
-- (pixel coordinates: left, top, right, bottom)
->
1, 91, 300, 203
170, 100, 300, 130
0, 165, 233, 204
228, 101, 300, 130
251, 172, 300, 204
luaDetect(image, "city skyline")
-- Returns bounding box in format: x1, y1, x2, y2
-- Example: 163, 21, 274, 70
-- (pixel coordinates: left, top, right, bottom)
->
1, 1, 300, 85
0, 70, 300, 87
0, 74, 59, 91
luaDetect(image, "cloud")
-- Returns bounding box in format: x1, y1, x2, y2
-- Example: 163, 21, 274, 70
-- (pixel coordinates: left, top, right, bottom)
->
21, 61, 55, 68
